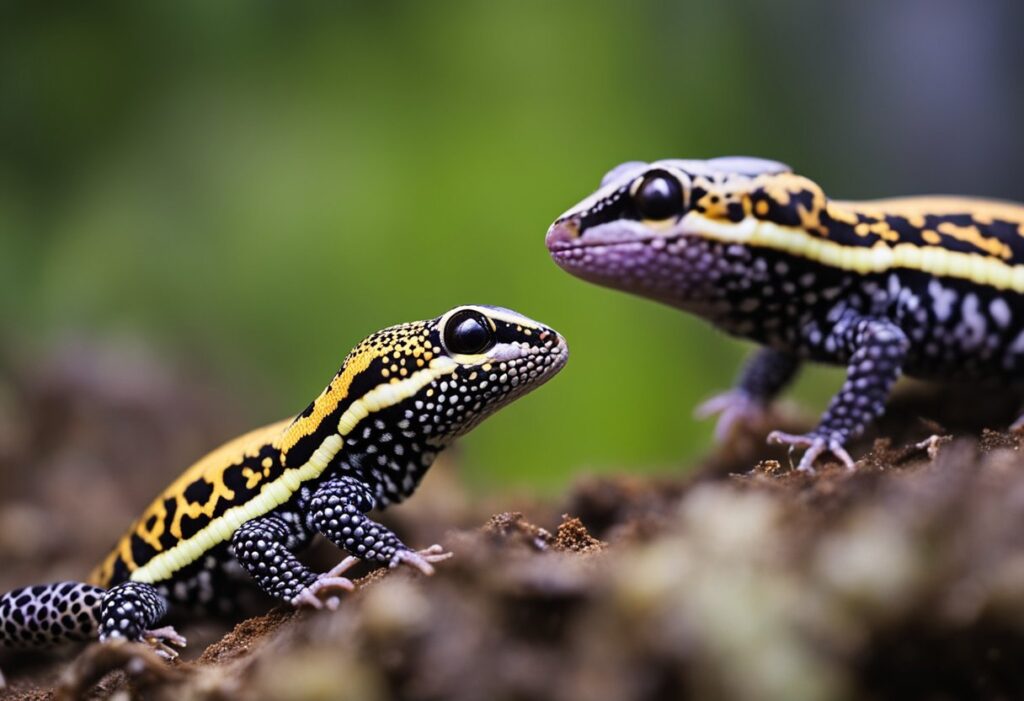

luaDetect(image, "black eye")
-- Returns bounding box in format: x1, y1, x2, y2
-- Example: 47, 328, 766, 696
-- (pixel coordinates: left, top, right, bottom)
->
633, 171, 683, 220
443, 311, 494, 355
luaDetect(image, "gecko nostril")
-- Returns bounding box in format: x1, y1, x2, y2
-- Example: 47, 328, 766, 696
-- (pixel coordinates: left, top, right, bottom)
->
545, 220, 580, 248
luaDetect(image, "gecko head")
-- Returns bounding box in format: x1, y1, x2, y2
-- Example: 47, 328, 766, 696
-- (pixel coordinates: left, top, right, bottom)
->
412, 304, 569, 442
546, 157, 791, 309
279, 306, 566, 503
334, 305, 567, 493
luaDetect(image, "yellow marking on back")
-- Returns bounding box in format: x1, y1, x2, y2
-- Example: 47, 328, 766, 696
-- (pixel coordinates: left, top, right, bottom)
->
89, 420, 291, 585
126, 357, 458, 584
932, 221, 1011, 260
683, 213, 1024, 292
831, 196, 1023, 260
276, 351, 375, 460
837, 195, 1024, 225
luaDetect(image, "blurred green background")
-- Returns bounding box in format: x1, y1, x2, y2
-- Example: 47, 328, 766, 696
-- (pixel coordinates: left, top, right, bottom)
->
2, 1, 1023, 491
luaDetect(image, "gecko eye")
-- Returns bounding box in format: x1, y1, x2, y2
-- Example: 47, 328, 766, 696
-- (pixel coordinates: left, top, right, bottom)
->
633, 170, 684, 221
443, 310, 494, 355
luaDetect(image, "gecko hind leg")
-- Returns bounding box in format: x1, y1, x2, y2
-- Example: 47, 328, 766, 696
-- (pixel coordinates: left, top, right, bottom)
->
0, 580, 183, 667
98, 581, 184, 657
697, 348, 801, 442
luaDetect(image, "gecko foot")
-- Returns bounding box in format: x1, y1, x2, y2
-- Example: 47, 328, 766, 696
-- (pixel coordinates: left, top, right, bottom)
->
143, 626, 187, 659
291, 575, 356, 611
767, 431, 856, 473
695, 390, 770, 442
389, 544, 454, 576
292, 555, 362, 610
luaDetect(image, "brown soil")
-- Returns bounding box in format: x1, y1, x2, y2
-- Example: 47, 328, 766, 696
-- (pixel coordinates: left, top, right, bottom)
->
3, 344, 1024, 700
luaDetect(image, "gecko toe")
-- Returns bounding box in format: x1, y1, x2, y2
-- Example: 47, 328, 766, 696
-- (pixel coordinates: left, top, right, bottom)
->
697, 391, 769, 443
291, 576, 356, 610
143, 625, 187, 659
389, 546, 452, 576
768, 431, 855, 473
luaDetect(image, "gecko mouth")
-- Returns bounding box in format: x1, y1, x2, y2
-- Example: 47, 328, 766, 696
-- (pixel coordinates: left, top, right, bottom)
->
547, 234, 688, 270
546, 235, 692, 290
548, 235, 674, 252
545, 218, 688, 255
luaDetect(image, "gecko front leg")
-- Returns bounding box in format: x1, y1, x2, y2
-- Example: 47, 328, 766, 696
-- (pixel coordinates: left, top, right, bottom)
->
231, 512, 354, 610
769, 315, 909, 472
307, 476, 452, 576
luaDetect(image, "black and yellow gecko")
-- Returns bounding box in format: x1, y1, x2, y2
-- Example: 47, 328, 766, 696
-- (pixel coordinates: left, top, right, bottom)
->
0, 305, 567, 665
547, 157, 1024, 471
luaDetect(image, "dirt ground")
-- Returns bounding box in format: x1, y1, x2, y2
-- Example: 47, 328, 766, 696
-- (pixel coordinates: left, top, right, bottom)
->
3, 342, 1024, 700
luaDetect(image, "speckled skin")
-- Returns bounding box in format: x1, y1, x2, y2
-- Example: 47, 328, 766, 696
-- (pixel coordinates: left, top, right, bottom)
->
548, 157, 1024, 470
0, 584, 103, 648
0, 306, 567, 666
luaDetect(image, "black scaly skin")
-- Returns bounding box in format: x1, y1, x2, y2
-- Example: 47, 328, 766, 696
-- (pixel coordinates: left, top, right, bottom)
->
0, 306, 567, 677
98, 582, 171, 645
548, 157, 1024, 471
306, 477, 407, 568
734, 348, 801, 405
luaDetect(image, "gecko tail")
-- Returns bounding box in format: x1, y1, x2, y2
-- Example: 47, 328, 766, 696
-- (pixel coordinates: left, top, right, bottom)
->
0, 582, 104, 649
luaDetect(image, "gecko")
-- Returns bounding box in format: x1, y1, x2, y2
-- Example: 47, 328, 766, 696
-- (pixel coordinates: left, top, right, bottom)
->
0, 305, 567, 675
547, 156, 1024, 471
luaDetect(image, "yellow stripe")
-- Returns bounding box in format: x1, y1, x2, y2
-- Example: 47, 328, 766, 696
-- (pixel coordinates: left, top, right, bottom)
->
130, 357, 457, 584
686, 214, 1024, 292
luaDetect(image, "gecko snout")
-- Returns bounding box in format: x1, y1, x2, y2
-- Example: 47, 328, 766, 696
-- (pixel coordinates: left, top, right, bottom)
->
545, 218, 581, 249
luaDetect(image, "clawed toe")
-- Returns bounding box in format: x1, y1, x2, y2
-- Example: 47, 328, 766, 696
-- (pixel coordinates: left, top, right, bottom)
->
417, 544, 453, 563
145, 626, 187, 648
143, 625, 187, 659
322, 556, 360, 579
694, 392, 741, 419
767, 430, 856, 473
291, 575, 356, 610
390, 544, 453, 576
696, 391, 769, 443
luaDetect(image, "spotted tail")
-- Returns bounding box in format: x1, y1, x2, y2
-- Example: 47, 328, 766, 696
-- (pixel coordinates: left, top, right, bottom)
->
0, 582, 104, 649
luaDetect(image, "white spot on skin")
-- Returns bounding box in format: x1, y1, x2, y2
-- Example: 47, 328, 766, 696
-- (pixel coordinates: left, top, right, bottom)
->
1010, 329, 1024, 354
990, 297, 1011, 328
887, 274, 901, 298
959, 293, 986, 351
827, 302, 847, 323
929, 280, 957, 323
